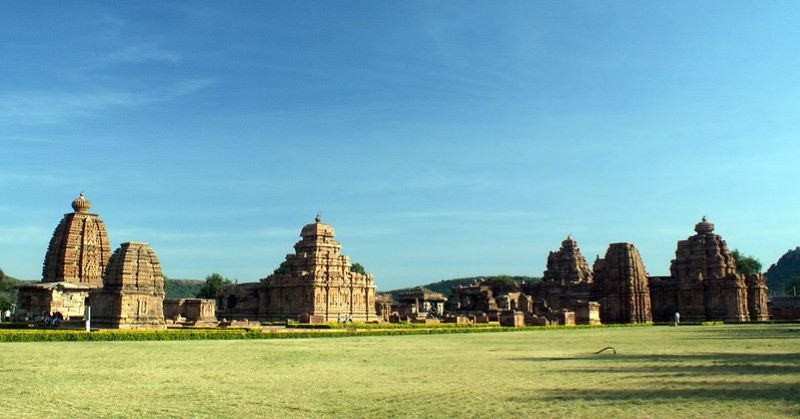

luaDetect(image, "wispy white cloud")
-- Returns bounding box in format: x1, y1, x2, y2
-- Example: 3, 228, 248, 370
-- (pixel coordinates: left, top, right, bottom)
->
0, 90, 148, 124
104, 44, 180, 64
386, 209, 542, 221
0, 79, 213, 125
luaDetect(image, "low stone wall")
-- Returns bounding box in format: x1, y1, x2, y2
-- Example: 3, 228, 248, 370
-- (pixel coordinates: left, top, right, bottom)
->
164, 299, 217, 323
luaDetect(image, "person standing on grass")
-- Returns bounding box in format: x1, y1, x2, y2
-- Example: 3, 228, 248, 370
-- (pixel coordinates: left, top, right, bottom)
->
673, 311, 680, 326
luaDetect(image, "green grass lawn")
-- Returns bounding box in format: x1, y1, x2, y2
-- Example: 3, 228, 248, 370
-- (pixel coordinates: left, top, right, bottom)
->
0, 324, 798, 418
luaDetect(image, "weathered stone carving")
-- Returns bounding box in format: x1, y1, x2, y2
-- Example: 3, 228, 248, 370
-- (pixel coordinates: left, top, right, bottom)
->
375, 293, 394, 321
536, 237, 598, 324
163, 299, 217, 324
745, 273, 769, 321
90, 242, 166, 329
396, 287, 446, 319
593, 243, 653, 324
15, 282, 90, 321
42, 193, 111, 287
650, 217, 763, 322
218, 216, 377, 322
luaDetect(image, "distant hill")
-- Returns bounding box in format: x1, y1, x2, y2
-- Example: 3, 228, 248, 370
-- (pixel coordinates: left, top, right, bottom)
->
383, 275, 541, 300
0, 268, 33, 311
766, 247, 800, 295
164, 278, 204, 299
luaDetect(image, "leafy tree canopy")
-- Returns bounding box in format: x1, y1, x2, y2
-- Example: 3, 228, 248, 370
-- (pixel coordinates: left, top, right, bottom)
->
197, 273, 232, 299
350, 262, 366, 275
731, 249, 762, 276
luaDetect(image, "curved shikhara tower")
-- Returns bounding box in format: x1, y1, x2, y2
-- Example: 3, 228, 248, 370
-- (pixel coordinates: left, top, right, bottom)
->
42, 192, 111, 287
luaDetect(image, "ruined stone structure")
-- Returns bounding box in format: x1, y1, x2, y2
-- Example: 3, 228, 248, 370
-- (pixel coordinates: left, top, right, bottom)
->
746, 274, 769, 321
15, 282, 90, 321
452, 283, 499, 314
163, 299, 217, 324
536, 237, 598, 324
216, 283, 261, 321
650, 218, 763, 322
375, 294, 394, 321
396, 287, 447, 319
217, 216, 377, 322
90, 242, 166, 329
593, 243, 653, 324
769, 296, 800, 320
42, 193, 112, 287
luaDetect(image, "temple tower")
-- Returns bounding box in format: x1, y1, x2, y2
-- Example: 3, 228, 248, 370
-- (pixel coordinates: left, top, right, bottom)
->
90, 242, 166, 329
537, 236, 598, 324
42, 193, 111, 287
666, 217, 750, 322
593, 243, 653, 323
262, 215, 377, 322
542, 236, 593, 286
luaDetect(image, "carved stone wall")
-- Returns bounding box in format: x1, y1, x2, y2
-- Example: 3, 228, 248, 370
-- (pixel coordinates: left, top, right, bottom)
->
216, 283, 262, 321
42, 193, 111, 287
593, 243, 652, 324
396, 287, 447, 319
375, 294, 394, 321
746, 274, 769, 321
90, 242, 165, 329
163, 299, 217, 323
15, 282, 90, 321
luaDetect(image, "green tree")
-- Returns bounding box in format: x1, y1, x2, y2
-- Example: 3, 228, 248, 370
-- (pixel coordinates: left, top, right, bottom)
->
197, 273, 232, 298
487, 275, 518, 293
731, 249, 762, 276
350, 262, 366, 275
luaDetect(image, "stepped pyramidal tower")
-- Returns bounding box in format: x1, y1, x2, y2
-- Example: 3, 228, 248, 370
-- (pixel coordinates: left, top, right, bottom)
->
536, 236, 599, 324
262, 215, 377, 321
650, 217, 767, 322
42, 192, 112, 287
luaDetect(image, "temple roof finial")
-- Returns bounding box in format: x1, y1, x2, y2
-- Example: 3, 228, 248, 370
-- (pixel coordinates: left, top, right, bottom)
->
315, 213, 321, 223
71, 192, 91, 213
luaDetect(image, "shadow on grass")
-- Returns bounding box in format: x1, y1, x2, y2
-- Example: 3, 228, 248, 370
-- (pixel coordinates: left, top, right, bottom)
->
510, 351, 800, 412
683, 326, 800, 341
513, 352, 800, 371
509, 382, 799, 405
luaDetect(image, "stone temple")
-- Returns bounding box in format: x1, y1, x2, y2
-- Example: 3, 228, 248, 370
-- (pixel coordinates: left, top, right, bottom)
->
650, 217, 769, 322
217, 216, 378, 322
16, 193, 168, 328
42, 192, 112, 287
593, 243, 653, 324
90, 242, 166, 329
535, 236, 599, 325
17, 193, 112, 320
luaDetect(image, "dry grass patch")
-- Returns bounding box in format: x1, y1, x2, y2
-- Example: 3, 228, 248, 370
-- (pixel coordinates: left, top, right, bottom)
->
0, 324, 798, 418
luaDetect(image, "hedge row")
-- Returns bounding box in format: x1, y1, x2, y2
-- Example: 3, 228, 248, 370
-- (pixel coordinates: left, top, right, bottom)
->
296, 322, 500, 330
0, 322, 663, 343
0, 326, 522, 343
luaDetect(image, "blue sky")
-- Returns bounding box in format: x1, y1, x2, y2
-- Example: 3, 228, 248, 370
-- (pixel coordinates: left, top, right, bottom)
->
2, 1, 799, 290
